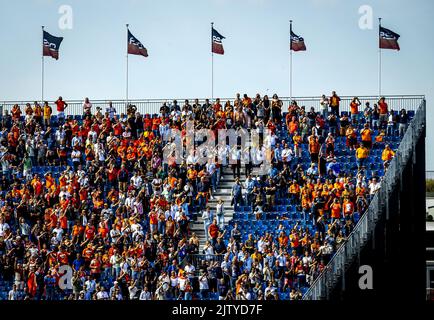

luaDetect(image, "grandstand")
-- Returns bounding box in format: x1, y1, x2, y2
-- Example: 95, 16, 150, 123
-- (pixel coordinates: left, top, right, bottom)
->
0, 94, 426, 300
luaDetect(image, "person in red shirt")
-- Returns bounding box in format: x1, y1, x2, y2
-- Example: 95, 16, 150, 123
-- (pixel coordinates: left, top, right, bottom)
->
90, 253, 102, 281
57, 247, 70, 266
55, 96, 68, 124
113, 120, 123, 137
378, 97, 388, 128
208, 219, 220, 246
82, 244, 95, 267
84, 223, 96, 240
149, 210, 158, 234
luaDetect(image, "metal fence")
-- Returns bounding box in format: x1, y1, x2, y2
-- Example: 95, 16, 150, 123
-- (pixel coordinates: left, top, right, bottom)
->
187, 254, 225, 268
0, 95, 425, 117
303, 98, 426, 300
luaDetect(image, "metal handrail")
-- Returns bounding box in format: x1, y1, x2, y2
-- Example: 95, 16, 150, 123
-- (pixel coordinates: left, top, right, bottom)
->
303, 98, 426, 300
0, 95, 425, 117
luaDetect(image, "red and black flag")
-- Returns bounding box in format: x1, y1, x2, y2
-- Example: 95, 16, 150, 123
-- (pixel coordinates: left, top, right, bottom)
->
128, 29, 148, 57
379, 26, 400, 51
290, 30, 306, 51
43, 30, 63, 60
212, 27, 225, 55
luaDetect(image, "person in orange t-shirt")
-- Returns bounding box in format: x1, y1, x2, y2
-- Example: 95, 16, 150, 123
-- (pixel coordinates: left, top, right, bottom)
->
330, 198, 342, 221
360, 123, 373, 149
382, 144, 395, 168
378, 97, 388, 128
349, 97, 361, 125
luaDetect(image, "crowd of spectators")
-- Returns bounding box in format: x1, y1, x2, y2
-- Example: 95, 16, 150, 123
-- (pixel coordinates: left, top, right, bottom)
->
0, 92, 407, 300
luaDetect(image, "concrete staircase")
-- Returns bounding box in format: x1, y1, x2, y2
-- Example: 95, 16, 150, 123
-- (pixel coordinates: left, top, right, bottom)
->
190, 166, 247, 251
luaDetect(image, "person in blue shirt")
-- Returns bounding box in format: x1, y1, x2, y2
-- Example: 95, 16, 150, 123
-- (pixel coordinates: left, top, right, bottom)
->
231, 178, 243, 211
44, 271, 57, 300
72, 253, 85, 272
268, 164, 279, 179
273, 142, 283, 164
244, 175, 256, 206
166, 259, 179, 275
306, 163, 318, 177
326, 157, 341, 176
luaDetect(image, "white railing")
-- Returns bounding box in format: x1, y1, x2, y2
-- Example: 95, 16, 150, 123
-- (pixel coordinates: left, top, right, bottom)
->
303, 98, 426, 300
0, 95, 425, 116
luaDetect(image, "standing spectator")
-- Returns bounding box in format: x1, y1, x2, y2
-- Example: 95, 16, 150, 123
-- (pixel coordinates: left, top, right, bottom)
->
43, 101, 52, 128
378, 97, 388, 129
216, 199, 225, 230
360, 123, 373, 149
320, 94, 329, 119
381, 144, 395, 169
355, 143, 369, 170
364, 102, 372, 127
8, 284, 21, 300
83, 97, 92, 117
55, 96, 68, 124
329, 91, 341, 116
398, 109, 408, 137
350, 97, 361, 125
231, 178, 243, 210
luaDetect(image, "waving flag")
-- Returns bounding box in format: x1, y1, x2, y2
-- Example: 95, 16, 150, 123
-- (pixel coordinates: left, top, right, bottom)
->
379, 26, 400, 51
43, 31, 64, 60
212, 27, 225, 55
290, 30, 306, 51
128, 29, 148, 57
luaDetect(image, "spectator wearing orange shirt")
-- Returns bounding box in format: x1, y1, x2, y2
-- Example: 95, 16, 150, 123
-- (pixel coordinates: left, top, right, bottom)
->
360, 123, 373, 149
329, 91, 341, 116
349, 97, 361, 125
355, 143, 369, 170
308, 133, 320, 164
381, 144, 395, 169
330, 198, 342, 222
345, 125, 358, 150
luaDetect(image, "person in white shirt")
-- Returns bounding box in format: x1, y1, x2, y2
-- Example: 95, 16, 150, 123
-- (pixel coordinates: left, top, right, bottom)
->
281, 143, 293, 164
320, 94, 330, 118
83, 97, 92, 114
216, 199, 225, 229
0, 217, 10, 237
52, 223, 64, 242
84, 276, 96, 300
96, 286, 109, 300
8, 284, 20, 300
106, 102, 116, 119
199, 271, 210, 300
88, 129, 97, 144
128, 280, 139, 300
139, 286, 152, 300
130, 173, 143, 189
202, 208, 211, 241
184, 262, 196, 281
369, 177, 381, 195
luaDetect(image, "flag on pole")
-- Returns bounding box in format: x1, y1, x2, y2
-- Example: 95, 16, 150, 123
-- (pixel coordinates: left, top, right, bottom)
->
379, 26, 400, 50
212, 27, 225, 55
290, 30, 306, 51
128, 29, 148, 57
43, 31, 63, 60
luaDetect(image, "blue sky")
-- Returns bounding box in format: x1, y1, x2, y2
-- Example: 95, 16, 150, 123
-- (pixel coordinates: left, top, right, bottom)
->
0, 0, 433, 169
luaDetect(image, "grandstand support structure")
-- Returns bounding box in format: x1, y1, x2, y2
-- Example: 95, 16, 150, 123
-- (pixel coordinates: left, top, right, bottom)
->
303, 98, 426, 301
